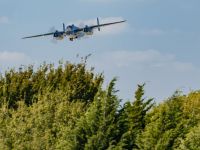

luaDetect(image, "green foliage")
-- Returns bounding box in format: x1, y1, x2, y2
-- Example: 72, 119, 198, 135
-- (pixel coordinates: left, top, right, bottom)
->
178, 124, 200, 150
0, 60, 200, 149
116, 84, 154, 149
66, 78, 120, 150
0, 61, 103, 108
0, 89, 86, 150
136, 91, 200, 150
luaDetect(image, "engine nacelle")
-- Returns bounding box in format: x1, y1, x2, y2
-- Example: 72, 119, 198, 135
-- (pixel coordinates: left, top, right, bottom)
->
53, 31, 64, 40
83, 25, 93, 35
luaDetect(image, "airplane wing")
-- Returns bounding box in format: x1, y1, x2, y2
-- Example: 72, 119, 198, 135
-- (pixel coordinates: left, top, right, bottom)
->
90, 20, 126, 29
74, 20, 126, 33
22, 32, 54, 39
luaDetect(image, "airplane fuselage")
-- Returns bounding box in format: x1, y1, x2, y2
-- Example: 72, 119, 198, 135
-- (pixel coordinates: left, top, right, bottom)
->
65, 24, 93, 41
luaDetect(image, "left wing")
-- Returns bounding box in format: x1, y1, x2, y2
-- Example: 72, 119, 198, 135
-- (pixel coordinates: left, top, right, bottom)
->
73, 20, 126, 33
22, 32, 54, 39
90, 20, 126, 29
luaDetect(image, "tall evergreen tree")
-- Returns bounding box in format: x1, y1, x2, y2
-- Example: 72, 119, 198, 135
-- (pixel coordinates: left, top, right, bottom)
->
67, 78, 120, 150
117, 84, 154, 149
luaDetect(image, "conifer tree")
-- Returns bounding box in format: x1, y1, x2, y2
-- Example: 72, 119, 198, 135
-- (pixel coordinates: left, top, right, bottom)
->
117, 84, 154, 149
68, 78, 120, 150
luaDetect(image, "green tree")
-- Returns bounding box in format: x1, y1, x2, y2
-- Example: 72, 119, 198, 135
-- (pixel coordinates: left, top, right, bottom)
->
67, 78, 120, 150
116, 84, 154, 149
136, 92, 186, 150
0, 61, 103, 108
178, 123, 200, 150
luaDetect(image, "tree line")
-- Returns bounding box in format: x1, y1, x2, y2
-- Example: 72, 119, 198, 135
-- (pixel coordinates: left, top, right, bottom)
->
0, 60, 200, 149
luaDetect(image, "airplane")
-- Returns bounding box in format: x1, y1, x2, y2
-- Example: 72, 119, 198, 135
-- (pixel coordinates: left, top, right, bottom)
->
22, 18, 126, 41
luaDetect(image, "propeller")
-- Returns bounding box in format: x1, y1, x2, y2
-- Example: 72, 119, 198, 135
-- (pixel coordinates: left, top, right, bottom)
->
49, 26, 56, 33
79, 22, 85, 28
48, 26, 57, 44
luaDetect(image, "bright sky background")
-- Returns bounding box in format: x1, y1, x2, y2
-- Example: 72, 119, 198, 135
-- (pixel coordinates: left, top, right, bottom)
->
1, 0, 200, 102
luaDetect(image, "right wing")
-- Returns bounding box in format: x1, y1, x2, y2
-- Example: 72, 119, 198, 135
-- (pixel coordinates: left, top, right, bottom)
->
22, 32, 54, 39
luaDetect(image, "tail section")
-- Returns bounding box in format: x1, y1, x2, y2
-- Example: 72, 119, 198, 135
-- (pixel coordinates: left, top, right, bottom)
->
97, 18, 100, 31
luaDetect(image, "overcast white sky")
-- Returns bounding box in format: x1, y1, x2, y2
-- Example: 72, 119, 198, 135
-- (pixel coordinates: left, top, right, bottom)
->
1, 0, 200, 102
